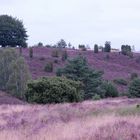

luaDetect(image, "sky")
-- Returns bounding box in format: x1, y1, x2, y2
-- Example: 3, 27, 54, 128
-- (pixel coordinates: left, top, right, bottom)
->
0, 0, 140, 50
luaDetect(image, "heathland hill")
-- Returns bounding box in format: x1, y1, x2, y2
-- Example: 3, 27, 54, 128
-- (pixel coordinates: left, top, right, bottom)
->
21, 47, 140, 93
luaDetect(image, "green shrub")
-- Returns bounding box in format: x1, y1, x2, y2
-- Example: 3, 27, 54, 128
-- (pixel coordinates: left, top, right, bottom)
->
44, 62, 53, 72
26, 77, 83, 104
129, 78, 140, 97
104, 41, 111, 52
62, 50, 68, 61
29, 47, 33, 58
130, 73, 138, 80
97, 81, 119, 98
113, 78, 128, 86
51, 49, 59, 57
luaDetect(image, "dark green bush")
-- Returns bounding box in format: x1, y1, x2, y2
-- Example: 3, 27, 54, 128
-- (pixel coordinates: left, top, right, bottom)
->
51, 49, 59, 57
94, 44, 98, 53
29, 47, 33, 58
62, 50, 68, 61
130, 73, 138, 80
26, 77, 83, 104
113, 78, 128, 86
129, 78, 140, 98
104, 41, 111, 52
44, 62, 53, 72
121, 45, 131, 56
97, 81, 119, 98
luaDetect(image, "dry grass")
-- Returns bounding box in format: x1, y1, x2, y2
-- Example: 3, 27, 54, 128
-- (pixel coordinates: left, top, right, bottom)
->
0, 97, 140, 140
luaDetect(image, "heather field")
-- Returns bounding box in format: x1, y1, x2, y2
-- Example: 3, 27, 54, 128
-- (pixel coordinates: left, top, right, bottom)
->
21, 47, 140, 92
0, 97, 139, 140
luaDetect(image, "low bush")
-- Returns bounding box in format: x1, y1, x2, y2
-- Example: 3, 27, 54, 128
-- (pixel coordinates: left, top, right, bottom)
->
25, 77, 83, 104
113, 78, 128, 86
97, 81, 119, 98
129, 78, 140, 98
44, 62, 53, 72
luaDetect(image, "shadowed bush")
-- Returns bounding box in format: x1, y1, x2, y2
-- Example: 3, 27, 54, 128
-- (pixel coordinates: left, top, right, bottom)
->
97, 81, 119, 98
44, 62, 53, 72
129, 78, 140, 98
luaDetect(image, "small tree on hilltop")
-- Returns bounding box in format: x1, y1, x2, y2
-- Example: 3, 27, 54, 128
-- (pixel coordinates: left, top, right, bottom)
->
57, 39, 67, 48
121, 45, 132, 55
38, 42, 43, 47
68, 42, 72, 48
94, 44, 99, 53
104, 41, 111, 52
78, 44, 87, 51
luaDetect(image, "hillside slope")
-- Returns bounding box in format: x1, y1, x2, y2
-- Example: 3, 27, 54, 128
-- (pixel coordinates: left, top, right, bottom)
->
21, 47, 140, 92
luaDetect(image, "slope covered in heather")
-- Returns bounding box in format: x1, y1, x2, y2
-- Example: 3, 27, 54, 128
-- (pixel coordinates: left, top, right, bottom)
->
21, 47, 140, 92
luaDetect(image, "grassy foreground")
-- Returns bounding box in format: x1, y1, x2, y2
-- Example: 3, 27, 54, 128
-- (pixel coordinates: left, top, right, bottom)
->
0, 97, 140, 140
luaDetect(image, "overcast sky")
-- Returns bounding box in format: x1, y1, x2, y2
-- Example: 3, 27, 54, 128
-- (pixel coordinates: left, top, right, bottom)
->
0, 0, 140, 50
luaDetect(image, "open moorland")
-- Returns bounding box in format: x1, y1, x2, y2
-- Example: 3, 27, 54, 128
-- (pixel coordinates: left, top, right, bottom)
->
0, 97, 139, 140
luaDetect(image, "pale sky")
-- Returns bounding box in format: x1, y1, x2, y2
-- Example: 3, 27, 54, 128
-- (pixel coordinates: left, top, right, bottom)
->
0, 0, 140, 50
